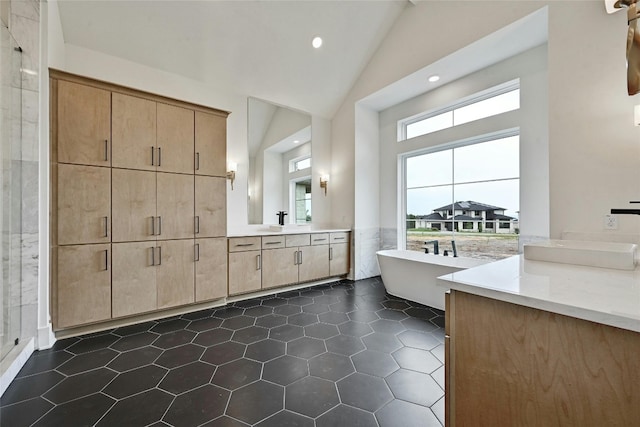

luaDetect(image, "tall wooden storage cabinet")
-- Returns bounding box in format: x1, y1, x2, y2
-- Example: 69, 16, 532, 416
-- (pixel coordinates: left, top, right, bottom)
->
50, 70, 229, 331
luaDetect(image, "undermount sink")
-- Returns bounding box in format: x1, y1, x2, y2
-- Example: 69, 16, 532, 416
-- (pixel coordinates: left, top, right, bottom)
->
268, 224, 312, 232
523, 239, 638, 270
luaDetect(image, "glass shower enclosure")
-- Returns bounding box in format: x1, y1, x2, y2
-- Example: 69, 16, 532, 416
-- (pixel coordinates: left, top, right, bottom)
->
0, 24, 23, 362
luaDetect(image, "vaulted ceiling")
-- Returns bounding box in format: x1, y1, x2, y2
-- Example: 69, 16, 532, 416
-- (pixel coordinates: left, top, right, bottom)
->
56, 0, 409, 118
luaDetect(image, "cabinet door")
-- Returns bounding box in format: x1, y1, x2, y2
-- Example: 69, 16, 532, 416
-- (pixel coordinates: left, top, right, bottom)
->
112, 169, 156, 242
262, 247, 299, 289
157, 239, 195, 309
329, 243, 349, 276
157, 172, 194, 240
57, 244, 111, 329
195, 238, 227, 302
112, 93, 157, 171
195, 111, 226, 177
112, 242, 157, 318
57, 164, 110, 245
57, 80, 111, 167
195, 175, 226, 238
299, 245, 329, 283
228, 250, 261, 295
157, 103, 194, 174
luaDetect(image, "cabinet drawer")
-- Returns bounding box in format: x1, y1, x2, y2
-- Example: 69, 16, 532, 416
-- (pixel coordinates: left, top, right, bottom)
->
330, 232, 349, 244
228, 237, 262, 252
262, 235, 285, 249
311, 233, 330, 246
286, 234, 311, 247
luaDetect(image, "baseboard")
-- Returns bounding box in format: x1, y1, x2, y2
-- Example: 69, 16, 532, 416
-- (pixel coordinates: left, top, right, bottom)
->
37, 324, 56, 350
0, 338, 35, 397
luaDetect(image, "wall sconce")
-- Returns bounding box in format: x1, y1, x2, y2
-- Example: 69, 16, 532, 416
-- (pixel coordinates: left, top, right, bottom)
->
227, 161, 237, 190
319, 174, 330, 196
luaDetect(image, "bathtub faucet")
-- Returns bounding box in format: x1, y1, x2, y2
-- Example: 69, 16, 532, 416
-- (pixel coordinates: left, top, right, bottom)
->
423, 240, 439, 255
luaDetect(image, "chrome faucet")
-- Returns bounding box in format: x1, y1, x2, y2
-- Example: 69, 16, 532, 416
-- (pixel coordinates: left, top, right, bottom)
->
423, 240, 439, 255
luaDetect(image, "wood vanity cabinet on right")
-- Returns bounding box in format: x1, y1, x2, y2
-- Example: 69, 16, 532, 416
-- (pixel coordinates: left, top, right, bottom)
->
444, 290, 640, 427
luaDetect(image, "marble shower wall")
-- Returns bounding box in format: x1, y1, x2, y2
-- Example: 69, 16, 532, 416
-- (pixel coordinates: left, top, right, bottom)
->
353, 227, 381, 280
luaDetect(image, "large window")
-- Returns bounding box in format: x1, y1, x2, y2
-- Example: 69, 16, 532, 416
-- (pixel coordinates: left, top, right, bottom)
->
404, 134, 519, 260
400, 80, 520, 141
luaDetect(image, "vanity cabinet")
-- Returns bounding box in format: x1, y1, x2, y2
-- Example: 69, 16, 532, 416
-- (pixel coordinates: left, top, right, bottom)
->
445, 290, 640, 426
57, 163, 111, 245
56, 79, 111, 167
51, 70, 229, 331
228, 237, 262, 295
329, 232, 350, 276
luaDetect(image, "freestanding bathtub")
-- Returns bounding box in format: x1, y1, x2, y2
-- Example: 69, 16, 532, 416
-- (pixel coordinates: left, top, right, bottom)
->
376, 250, 490, 310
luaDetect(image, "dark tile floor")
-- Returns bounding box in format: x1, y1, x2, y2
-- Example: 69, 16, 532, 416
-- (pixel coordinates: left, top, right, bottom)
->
1, 277, 445, 427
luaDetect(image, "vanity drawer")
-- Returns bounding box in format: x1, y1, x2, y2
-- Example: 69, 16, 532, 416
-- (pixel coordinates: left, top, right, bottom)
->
228, 237, 262, 252
262, 235, 285, 249
286, 234, 311, 247
330, 232, 349, 244
311, 234, 330, 246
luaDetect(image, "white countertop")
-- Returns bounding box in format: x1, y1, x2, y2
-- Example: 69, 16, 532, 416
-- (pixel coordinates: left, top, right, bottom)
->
227, 226, 351, 237
437, 255, 640, 333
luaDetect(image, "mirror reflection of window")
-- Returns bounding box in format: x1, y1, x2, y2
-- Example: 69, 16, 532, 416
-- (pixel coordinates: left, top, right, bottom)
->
293, 179, 312, 224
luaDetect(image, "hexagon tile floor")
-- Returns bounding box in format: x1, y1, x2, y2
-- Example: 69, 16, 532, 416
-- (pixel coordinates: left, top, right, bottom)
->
0, 277, 446, 427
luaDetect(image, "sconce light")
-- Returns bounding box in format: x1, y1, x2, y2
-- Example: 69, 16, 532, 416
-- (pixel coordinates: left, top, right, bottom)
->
227, 161, 237, 190
319, 174, 330, 196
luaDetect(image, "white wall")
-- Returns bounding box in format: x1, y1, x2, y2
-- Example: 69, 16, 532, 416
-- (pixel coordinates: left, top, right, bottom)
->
378, 45, 549, 252
331, 1, 640, 279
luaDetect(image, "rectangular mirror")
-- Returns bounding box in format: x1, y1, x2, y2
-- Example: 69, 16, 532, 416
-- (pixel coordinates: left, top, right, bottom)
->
247, 97, 312, 225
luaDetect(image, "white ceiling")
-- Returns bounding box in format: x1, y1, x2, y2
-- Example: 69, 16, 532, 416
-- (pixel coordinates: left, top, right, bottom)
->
56, 0, 408, 118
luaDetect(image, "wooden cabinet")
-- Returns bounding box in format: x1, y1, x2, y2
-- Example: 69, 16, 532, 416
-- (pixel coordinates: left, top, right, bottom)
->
112, 92, 157, 171
57, 79, 111, 167
195, 175, 226, 238
228, 237, 262, 295
262, 247, 298, 289
329, 232, 350, 276
299, 245, 329, 282
445, 290, 640, 427
56, 244, 112, 329
195, 238, 227, 302
112, 169, 157, 242
195, 111, 226, 177
157, 172, 194, 240
156, 239, 195, 309
51, 70, 228, 330
57, 164, 111, 245
157, 103, 194, 174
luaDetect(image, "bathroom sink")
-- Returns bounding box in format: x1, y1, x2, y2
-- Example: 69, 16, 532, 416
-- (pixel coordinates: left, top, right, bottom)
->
269, 224, 312, 232
523, 239, 638, 270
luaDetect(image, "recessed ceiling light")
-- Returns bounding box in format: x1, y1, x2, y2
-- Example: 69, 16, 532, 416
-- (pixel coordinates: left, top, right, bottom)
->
312, 36, 323, 49
428, 75, 440, 83
293, 140, 300, 144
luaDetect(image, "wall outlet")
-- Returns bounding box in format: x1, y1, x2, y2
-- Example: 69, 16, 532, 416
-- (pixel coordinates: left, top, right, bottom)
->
604, 214, 618, 230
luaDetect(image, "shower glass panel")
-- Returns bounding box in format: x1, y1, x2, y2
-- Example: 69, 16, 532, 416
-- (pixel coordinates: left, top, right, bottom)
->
0, 26, 23, 362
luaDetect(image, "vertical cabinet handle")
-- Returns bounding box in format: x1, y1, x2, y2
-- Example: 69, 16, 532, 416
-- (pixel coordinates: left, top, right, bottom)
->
104, 139, 109, 161
256, 254, 261, 270
151, 246, 155, 266
329, 247, 333, 261
195, 216, 200, 234
151, 146, 155, 166
157, 246, 162, 266
195, 243, 200, 262
151, 216, 155, 236
157, 216, 162, 236
103, 249, 109, 271
158, 147, 162, 166
298, 250, 303, 265
294, 251, 298, 265
103, 216, 109, 237
195, 152, 200, 170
